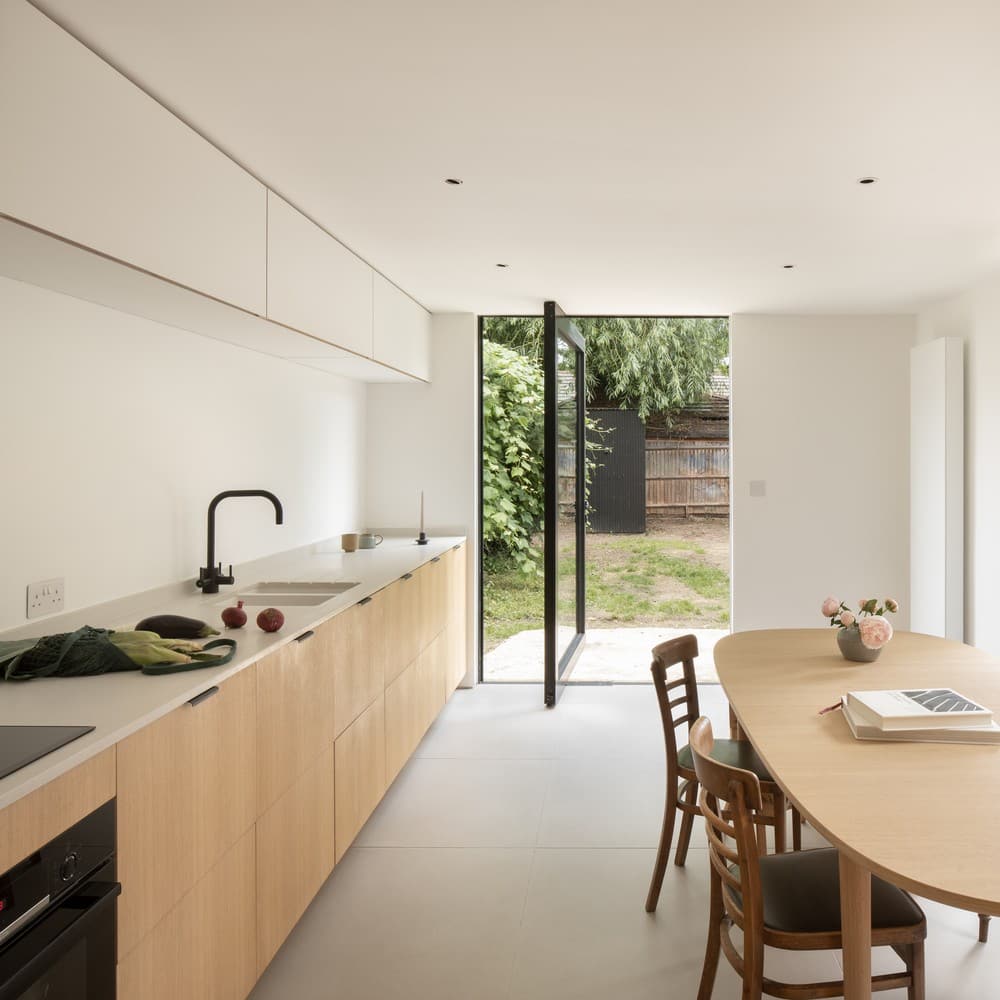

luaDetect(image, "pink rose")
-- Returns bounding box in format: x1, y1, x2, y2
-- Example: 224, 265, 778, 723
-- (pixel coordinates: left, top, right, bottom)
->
840, 610, 855, 627
821, 597, 840, 618
885, 598, 899, 614
859, 615, 893, 650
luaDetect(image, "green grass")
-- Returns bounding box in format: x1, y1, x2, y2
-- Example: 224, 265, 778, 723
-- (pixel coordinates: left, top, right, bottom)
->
482, 558, 544, 644
483, 532, 730, 650
607, 536, 705, 556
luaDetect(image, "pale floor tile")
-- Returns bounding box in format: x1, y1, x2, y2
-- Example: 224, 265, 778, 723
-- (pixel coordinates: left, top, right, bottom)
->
416, 683, 562, 759
355, 756, 553, 848
537, 755, 665, 848
251, 683, 1000, 999
509, 847, 718, 1000
250, 847, 533, 1000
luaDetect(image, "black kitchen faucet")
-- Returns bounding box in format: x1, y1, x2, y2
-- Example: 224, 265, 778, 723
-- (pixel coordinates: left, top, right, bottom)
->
196, 490, 284, 594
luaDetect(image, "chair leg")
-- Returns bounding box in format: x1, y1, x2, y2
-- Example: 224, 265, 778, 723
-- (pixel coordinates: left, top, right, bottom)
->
697, 870, 724, 1000
645, 777, 679, 912
674, 780, 698, 867
742, 922, 765, 1000
772, 789, 786, 854
907, 940, 926, 1000
791, 806, 802, 852
979, 913, 991, 943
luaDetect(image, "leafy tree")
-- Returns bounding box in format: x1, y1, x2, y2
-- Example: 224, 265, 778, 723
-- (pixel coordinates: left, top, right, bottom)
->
481, 340, 545, 573
482, 316, 728, 421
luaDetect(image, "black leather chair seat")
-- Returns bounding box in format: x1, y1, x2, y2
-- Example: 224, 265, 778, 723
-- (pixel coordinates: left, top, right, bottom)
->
729, 848, 924, 934
678, 738, 772, 781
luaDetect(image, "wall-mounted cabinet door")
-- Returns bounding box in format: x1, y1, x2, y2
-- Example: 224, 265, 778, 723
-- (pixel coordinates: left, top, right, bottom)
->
372, 272, 431, 381
0, 2, 267, 314
257, 627, 336, 816
266, 192, 374, 357
116, 668, 257, 959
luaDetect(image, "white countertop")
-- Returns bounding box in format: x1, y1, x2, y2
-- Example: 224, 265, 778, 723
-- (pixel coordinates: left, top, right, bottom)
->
0, 535, 465, 811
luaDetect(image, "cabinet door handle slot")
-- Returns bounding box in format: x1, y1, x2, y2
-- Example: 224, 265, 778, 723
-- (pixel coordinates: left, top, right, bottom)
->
401, 572, 413, 581
431, 556, 441, 563
294, 630, 315, 643
357, 596, 373, 606
187, 686, 219, 708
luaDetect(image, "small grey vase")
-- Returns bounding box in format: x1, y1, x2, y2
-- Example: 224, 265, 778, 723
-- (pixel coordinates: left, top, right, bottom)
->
837, 625, 881, 663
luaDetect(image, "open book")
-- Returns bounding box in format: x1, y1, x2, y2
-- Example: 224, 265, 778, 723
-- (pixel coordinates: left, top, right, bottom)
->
842, 692, 1000, 745
847, 688, 993, 730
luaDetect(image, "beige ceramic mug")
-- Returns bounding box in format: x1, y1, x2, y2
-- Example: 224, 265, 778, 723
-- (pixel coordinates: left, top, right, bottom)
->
341, 532, 359, 552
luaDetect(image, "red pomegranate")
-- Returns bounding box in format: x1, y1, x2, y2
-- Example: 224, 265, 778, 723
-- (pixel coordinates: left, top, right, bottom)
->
221, 600, 247, 629
256, 607, 285, 633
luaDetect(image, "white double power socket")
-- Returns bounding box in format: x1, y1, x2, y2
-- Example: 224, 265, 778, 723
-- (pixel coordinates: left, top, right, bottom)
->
27, 577, 65, 619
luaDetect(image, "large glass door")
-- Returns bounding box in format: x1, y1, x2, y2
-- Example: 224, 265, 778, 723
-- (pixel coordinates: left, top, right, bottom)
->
544, 301, 586, 706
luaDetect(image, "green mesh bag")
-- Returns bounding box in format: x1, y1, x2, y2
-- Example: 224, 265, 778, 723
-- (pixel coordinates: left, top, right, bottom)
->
0, 626, 236, 681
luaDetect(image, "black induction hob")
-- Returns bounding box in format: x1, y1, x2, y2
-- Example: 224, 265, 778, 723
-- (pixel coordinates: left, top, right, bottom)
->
0, 725, 96, 781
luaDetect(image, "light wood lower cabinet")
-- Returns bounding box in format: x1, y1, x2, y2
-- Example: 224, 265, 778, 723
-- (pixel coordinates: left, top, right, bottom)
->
444, 544, 468, 692
334, 694, 386, 863
109, 545, 467, 997
256, 745, 336, 973
256, 626, 336, 815
417, 556, 449, 653
0, 748, 114, 875
333, 596, 383, 738
116, 668, 256, 958
385, 629, 447, 784
379, 571, 421, 687
117, 829, 257, 1000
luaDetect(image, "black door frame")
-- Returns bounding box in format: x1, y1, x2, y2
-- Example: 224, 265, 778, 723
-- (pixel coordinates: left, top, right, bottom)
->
543, 301, 587, 706
477, 313, 727, 686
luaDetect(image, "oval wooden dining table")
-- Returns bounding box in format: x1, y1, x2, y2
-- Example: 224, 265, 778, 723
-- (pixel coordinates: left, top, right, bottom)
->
715, 629, 1000, 1000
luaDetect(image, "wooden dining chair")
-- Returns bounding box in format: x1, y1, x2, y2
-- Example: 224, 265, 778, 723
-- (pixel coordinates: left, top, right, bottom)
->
689, 716, 927, 1000
645, 634, 801, 913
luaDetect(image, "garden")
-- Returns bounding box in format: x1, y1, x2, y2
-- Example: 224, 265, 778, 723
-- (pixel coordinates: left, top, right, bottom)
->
482, 316, 731, 659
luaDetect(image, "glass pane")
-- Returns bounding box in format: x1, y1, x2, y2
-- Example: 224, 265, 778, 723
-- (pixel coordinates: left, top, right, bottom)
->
556, 323, 578, 666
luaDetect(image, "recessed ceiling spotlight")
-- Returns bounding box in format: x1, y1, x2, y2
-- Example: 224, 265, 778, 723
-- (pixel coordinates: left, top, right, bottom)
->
496, 263, 509, 268
444, 178, 463, 185
783, 264, 795, 269
857, 176, 878, 185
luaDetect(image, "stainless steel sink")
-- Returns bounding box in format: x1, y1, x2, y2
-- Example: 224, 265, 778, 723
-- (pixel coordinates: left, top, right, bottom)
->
241, 581, 360, 595
234, 593, 347, 606
231, 581, 361, 607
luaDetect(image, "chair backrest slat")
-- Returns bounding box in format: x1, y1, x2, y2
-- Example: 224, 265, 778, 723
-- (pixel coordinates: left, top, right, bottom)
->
649, 635, 701, 766
689, 717, 765, 936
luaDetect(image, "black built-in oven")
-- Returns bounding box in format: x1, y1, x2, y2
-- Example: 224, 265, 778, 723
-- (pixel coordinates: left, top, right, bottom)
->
0, 799, 118, 999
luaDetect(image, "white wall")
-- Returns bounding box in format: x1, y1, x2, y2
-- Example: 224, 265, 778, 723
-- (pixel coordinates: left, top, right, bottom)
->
730, 314, 915, 633
1, 276, 366, 631
909, 338, 963, 640
367, 313, 479, 684
917, 273, 1000, 654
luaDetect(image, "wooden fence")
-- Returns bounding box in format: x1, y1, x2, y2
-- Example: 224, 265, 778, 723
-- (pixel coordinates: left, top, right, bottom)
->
560, 436, 729, 519
645, 438, 729, 516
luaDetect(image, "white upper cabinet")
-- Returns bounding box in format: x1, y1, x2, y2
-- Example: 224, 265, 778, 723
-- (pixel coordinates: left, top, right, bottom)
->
372, 273, 431, 382
266, 193, 373, 358
0, 2, 266, 314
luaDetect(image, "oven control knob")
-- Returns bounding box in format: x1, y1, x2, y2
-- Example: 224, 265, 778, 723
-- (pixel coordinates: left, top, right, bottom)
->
59, 852, 79, 882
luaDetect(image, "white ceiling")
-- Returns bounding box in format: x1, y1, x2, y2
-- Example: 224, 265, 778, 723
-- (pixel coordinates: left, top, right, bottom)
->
30, 0, 1000, 316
